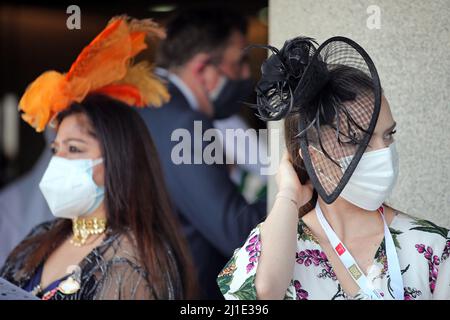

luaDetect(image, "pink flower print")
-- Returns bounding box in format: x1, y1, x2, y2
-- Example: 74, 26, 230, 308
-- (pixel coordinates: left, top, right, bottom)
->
433, 255, 440, 266
404, 287, 422, 300
293, 280, 309, 300
245, 233, 261, 273
442, 240, 450, 261
379, 251, 388, 277
296, 249, 337, 281
415, 244, 425, 253
296, 249, 322, 267
296, 250, 305, 265
415, 243, 440, 294
298, 250, 308, 266
373, 245, 389, 280
424, 246, 433, 260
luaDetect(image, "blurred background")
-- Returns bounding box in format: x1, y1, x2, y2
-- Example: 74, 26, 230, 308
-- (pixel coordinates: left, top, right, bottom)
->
0, 0, 268, 188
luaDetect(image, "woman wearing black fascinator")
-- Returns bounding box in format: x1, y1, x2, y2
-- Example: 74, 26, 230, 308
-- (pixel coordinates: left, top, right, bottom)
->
217, 36, 450, 300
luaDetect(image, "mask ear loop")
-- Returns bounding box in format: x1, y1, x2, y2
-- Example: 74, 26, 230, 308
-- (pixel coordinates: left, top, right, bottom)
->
91, 158, 104, 167
89, 158, 104, 190
89, 158, 105, 202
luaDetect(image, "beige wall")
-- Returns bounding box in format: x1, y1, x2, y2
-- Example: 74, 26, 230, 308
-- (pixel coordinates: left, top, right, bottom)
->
268, 0, 450, 227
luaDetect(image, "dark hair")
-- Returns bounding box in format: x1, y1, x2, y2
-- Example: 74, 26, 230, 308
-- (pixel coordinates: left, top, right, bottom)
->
284, 65, 377, 213
156, 7, 248, 68
252, 36, 382, 204
10, 94, 197, 299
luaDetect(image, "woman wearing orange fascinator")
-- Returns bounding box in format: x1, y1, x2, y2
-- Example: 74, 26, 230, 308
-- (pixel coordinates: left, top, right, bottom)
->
0, 16, 197, 300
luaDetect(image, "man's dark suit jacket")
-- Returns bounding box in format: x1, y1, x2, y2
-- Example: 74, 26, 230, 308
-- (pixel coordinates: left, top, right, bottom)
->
138, 80, 266, 299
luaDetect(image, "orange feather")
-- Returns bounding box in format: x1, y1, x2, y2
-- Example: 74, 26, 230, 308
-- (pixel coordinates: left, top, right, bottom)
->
19, 16, 169, 132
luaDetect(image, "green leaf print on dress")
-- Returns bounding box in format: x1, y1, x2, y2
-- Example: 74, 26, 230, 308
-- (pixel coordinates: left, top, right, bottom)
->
298, 220, 319, 243
389, 228, 403, 250
217, 255, 237, 295
230, 275, 257, 300
410, 219, 449, 239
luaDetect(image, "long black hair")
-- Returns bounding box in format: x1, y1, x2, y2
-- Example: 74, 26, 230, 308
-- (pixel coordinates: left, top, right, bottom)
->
284, 66, 377, 213
10, 94, 197, 299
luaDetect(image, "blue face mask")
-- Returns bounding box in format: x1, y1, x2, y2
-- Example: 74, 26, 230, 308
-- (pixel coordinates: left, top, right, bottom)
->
39, 156, 105, 219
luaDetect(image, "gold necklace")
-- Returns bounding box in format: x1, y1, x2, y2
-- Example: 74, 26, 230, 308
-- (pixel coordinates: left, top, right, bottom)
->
70, 217, 107, 247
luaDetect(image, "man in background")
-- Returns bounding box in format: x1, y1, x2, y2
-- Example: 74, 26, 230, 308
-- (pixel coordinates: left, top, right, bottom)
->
138, 8, 267, 299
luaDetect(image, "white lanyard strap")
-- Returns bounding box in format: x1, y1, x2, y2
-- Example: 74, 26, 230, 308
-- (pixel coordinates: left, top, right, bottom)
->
378, 206, 404, 300
315, 202, 404, 300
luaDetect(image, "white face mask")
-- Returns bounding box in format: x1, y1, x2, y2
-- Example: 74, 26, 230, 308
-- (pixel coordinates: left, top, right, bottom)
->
39, 156, 105, 219
339, 142, 399, 211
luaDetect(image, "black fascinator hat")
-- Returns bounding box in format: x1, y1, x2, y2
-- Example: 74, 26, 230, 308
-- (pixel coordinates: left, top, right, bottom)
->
248, 36, 382, 204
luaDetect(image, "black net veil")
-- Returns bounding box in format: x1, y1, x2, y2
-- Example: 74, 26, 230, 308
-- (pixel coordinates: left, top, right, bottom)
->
248, 36, 382, 204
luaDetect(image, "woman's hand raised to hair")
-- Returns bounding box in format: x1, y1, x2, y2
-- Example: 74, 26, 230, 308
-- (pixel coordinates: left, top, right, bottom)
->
275, 152, 313, 209
255, 152, 314, 299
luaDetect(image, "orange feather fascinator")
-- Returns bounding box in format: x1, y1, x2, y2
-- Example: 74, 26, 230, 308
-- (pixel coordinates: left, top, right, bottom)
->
19, 16, 170, 132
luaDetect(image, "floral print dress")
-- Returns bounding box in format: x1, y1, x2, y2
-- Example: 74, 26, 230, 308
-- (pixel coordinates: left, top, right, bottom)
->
217, 211, 450, 300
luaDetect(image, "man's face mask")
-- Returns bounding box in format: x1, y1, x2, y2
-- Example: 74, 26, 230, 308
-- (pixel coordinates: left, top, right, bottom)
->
339, 142, 399, 211
209, 74, 254, 119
